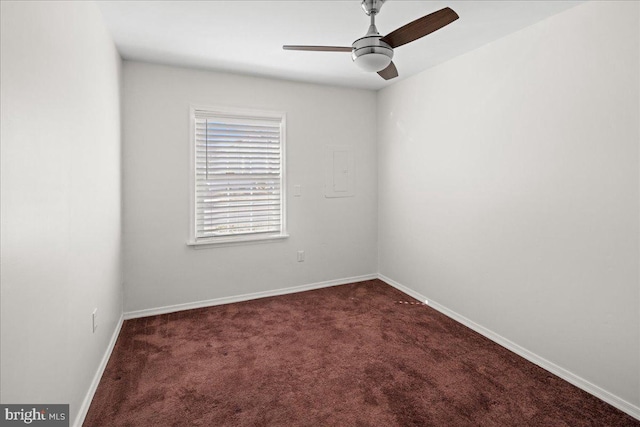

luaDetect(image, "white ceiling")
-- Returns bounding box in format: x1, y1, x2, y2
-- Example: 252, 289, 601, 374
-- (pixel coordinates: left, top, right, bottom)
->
97, 0, 584, 90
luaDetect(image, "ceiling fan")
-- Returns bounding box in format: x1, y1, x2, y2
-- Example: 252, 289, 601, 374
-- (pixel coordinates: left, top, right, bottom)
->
283, 0, 459, 80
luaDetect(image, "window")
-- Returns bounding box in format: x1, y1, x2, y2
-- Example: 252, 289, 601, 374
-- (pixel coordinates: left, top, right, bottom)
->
189, 106, 287, 246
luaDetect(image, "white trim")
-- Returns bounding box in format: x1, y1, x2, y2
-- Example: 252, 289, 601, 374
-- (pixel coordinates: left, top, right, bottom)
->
191, 104, 285, 121
187, 233, 289, 248
73, 314, 124, 427
123, 274, 378, 320
378, 274, 640, 421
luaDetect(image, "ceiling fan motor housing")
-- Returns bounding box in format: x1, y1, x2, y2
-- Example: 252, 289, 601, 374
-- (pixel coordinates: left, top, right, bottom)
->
351, 35, 393, 72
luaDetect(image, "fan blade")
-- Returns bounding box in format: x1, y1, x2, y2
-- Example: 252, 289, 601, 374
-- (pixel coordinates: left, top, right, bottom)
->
283, 45, 352, 52
380, 7, 459, 49
378, 61, 398, 80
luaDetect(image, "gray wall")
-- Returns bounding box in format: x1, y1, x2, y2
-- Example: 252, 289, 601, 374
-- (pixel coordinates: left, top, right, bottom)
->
378, 0, 639, 409
122, 62, 378, 313
0, 1, 123, 425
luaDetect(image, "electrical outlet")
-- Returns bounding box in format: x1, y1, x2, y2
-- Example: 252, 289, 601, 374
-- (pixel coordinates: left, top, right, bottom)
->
92, 308, 98, 333
297, 250, 305, 262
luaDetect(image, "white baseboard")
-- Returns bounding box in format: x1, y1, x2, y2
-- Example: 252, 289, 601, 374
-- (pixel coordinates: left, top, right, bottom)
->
123, 274, 378, 320
73, 313, 124, 427
378, 274, 640, 421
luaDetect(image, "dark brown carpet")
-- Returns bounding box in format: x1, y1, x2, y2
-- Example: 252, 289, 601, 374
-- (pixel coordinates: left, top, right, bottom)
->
84, 280, 639, 426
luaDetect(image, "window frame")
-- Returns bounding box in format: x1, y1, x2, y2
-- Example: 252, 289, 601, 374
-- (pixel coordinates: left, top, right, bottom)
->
187, 105, 288, 247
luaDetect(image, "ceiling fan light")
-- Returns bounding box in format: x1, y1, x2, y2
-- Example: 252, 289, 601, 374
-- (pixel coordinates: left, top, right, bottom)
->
351, 46, 393, 72
353, 52, 392, 72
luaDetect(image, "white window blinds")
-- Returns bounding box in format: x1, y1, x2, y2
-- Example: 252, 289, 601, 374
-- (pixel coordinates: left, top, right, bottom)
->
193, 108, 286, 242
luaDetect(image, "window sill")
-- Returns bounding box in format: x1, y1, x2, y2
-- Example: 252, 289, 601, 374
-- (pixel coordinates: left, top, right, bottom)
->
187, 233, 289, 249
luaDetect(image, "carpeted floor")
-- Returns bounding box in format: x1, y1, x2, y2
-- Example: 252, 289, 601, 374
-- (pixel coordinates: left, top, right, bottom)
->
84, 280, 639, 426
